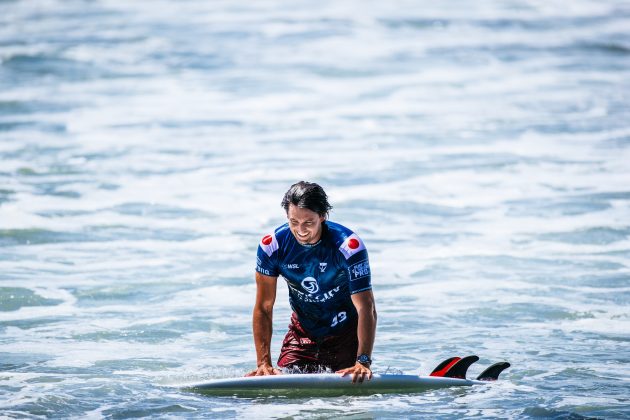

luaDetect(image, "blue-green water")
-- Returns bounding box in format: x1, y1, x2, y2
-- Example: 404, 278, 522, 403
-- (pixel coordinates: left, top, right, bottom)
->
1, 0, 629, 418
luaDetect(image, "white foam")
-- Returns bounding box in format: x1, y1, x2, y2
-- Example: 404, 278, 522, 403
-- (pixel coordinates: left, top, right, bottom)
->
1, 0, 629, 416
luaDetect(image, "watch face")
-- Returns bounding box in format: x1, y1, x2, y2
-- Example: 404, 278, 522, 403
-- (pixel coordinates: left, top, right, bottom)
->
358, 354, 371, 364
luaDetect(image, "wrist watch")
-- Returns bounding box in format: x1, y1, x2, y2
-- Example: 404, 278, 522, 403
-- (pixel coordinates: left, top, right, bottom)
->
357, 354, 372, 367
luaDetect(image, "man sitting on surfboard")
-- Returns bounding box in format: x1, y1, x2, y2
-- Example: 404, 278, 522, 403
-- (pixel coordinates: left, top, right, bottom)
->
246, 181, 377, 383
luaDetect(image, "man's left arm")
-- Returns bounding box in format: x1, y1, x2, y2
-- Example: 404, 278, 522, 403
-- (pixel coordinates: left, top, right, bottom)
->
336, 289, 377, 383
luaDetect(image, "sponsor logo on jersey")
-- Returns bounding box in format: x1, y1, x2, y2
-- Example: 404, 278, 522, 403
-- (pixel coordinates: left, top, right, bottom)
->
319, 262, 327, 273
349, 259, 370, 281
287, 263, 299, 269
301, 277, 319, 294
260, 233, 279, 257
256, 255, 271, 275
290, 284, 340, 303
339, 233, 366, 259
257, 266, 271, 276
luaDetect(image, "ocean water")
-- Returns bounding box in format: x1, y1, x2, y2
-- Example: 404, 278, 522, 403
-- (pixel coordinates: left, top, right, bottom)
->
1, 0, 629, 418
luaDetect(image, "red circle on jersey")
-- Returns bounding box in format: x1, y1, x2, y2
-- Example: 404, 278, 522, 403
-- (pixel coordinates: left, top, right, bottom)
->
348, 238, 360, 249
262, 235, 273, 245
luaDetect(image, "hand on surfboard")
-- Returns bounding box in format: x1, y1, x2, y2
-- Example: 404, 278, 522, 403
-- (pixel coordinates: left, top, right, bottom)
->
245, 362, 282, 377
336, 362, 373, 384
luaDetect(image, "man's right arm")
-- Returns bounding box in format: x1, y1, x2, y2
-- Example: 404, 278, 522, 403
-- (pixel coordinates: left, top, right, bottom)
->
245, 271, 281, 376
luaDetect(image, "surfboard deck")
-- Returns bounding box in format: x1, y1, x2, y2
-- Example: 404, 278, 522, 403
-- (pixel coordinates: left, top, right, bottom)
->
178, 356, 510, 397
180, 373, 486, 397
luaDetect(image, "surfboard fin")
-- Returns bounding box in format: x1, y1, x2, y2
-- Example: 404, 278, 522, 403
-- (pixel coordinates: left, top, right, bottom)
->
443, 355, 479, 379
430, 357, 461, 377
476, 362, 510, 381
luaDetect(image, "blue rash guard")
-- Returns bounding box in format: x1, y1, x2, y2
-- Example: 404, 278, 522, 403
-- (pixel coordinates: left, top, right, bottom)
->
256, 221, 372, 339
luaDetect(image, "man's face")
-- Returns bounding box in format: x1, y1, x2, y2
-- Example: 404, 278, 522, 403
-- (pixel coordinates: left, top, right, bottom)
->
287, 204, 325, 245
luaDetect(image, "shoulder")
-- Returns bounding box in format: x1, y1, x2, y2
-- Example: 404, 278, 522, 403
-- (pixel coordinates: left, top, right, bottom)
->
258, 223, 291, 257
325, 221, 368, 260
325, 221, 354, 245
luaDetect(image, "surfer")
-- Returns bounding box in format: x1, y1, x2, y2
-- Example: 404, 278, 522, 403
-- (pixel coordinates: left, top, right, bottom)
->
246, 181, 377, 383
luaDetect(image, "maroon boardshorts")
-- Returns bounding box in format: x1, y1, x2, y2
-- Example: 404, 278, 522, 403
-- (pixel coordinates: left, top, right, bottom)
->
277, 313, 358, 372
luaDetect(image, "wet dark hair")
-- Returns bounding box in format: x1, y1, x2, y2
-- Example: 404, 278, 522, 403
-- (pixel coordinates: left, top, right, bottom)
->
281, 181, 332, 217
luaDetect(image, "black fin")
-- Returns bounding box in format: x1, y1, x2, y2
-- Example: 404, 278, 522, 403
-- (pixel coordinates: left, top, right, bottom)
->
476, 362, 510, 381
443, 355, 479, 379
430, 357, 461, 377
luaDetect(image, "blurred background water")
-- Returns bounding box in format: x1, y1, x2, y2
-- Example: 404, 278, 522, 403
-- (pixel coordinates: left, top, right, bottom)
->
1, 0, 629, 418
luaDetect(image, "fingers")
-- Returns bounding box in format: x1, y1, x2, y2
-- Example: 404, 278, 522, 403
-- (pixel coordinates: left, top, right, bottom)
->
337, 365, 372, 383
259, 367, 278, 376
352, 372, 365, 384
342, 368, 370, 383
352, 371, 367, 383
359, 371, 366, 383
246, 365, 280, 376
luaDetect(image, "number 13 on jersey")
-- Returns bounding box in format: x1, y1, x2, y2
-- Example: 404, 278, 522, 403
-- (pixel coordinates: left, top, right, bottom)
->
331, 311, 347, 327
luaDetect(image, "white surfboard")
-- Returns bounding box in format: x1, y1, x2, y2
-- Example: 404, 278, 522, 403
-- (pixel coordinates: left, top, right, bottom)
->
180, 373, 486, 397
178, 358, 509, 396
